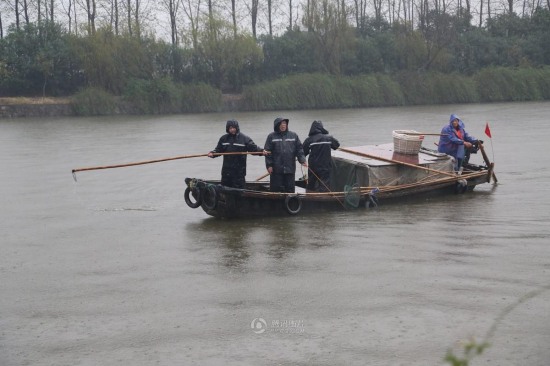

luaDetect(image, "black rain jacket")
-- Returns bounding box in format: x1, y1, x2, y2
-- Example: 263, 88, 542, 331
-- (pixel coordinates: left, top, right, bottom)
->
264, 117, 306, 174
303, 120, 340, 172
211, 120, 263, 177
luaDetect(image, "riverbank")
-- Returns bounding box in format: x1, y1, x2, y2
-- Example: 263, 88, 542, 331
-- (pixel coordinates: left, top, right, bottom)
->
3, 66, 550, 119
0, 97, 73, 118
0, 95, 245, 119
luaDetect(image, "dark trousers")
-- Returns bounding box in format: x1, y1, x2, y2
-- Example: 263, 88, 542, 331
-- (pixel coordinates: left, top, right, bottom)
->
270, 173, 295, 193
307, 169, 331, 192
221, 172, 245, 189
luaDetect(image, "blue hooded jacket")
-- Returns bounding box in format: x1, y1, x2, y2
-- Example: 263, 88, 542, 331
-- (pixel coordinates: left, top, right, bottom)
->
438, 114, 477, 160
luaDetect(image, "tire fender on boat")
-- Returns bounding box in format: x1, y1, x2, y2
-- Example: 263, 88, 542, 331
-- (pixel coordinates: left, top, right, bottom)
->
284, 195, 302, 215
184, 186, 202, 208
455, 179, 468, 194
202, 184, 219, 210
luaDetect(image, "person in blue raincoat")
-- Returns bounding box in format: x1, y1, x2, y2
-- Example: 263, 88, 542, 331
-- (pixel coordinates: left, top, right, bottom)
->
438, 114, 480, 170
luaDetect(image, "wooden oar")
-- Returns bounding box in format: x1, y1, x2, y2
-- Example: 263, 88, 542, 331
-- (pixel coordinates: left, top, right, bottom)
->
478, 143, 498, 183
338, 147, 457, 178
72, 151, 265, 180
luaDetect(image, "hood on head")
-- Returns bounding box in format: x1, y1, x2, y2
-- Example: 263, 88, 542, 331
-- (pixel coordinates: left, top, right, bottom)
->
308, 120, 328, 136
449, 114, 465, 129
273, 117, 289, 132
226, 119, 240, 133
449, 114, 459, 124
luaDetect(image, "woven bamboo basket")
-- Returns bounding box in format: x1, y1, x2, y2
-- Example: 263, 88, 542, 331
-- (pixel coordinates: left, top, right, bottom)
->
392, 130, 424, 155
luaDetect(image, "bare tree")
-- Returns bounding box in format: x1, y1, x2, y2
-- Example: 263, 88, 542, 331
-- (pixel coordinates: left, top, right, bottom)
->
23, 0, 30, 25
288, 0, 293, 30
15, 0, 20, 29
250, 0, 259, 38
159, 0, 180, 44
507, 0, 514, 13
134, 0, 141, 38
86, 0, 96, 34
230, 0, 236, 37
353, 0, 368, 34
74, 0, 96, 34
463, 0, 471, 17
170, 0, 179, 44
373, 0, 382, 29
268, 0, 273, 35
127, 0, 132, 35
479, 0, 483, 26
60, 0, 74, 33
113, 0, 120, 34
182, 0, 202, 48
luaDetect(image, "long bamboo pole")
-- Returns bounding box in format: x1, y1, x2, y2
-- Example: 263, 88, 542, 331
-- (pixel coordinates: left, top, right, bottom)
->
337, 147, 457, 178
399, 132, 448, 136
72, 151, 265, 176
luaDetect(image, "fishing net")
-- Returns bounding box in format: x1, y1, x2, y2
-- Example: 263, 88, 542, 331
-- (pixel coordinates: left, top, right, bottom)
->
344, 183, 361, 208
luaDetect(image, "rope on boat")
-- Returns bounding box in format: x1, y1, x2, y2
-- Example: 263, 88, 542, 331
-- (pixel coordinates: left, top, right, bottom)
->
307, 167, 347, 209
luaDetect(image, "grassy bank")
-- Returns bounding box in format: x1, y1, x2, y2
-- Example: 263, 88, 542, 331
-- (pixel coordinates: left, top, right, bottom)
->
243, 67, 550, 110
2, 67, 550, 117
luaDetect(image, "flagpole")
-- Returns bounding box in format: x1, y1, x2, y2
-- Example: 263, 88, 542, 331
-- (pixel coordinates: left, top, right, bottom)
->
485, 122, 495, 163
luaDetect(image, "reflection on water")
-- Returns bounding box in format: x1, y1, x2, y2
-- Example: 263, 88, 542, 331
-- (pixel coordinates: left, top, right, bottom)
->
185, 214, 344, 273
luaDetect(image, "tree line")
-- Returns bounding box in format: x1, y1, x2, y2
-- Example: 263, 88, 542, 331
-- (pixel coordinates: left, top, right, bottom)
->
1, 0, 550, 103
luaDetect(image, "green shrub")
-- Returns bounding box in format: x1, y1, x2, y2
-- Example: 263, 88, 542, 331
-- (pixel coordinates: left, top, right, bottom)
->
375, 74, 405, 106
241, 67, 550, 112
242, 73, 405, 111
71, 87, 116, 116
122, 78, 181, 114
180, 83, 223, 113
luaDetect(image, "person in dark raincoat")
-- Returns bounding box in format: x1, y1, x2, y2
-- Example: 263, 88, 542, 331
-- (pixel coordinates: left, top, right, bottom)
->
208, 119, 265, 189
264, 117, 307, 193
303, 120, 340, 192
438, 114, 480, 170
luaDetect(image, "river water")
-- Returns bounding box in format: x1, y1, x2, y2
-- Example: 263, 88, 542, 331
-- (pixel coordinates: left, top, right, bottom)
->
1, 102, 549, 365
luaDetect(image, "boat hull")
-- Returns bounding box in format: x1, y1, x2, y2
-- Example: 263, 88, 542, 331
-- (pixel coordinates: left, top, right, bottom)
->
184, 170, 490, 219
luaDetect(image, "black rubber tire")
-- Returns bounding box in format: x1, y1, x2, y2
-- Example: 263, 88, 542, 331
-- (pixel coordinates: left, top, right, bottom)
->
284, 195, 302, 215
202, 185, 218, 210
455, 179, 468, 194
184, 186, 202, 208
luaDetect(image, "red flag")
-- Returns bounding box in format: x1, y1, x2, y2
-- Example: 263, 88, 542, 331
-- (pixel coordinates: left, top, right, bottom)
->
485, 122, 492, 138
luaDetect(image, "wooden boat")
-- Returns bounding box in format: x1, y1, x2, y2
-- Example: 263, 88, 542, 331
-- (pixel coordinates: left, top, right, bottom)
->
184, 143, 495, 219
